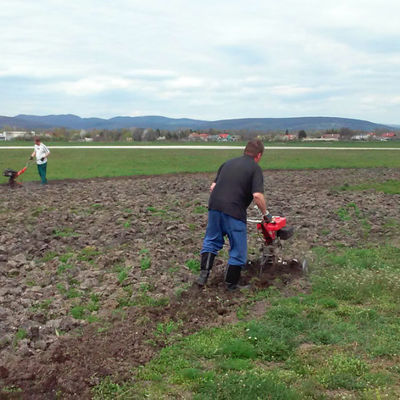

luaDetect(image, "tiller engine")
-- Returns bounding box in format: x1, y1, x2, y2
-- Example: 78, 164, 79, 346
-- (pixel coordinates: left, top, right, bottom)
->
249, 215, 307, 275
3, 165, 28, 187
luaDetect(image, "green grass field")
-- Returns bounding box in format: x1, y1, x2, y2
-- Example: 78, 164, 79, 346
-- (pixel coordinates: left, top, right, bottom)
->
93, 244, 400, 399
2, 147, 400, 182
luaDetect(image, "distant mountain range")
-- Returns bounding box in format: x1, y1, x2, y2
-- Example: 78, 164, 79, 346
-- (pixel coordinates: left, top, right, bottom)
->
0, 114, 397, 132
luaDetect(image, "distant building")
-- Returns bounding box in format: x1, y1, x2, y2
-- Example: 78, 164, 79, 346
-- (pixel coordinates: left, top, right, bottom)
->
322, 133, 340, 141
2, 131, 30, 140
351, 134, 370, 140
382, 132, 396, 139
283, 134, 296, 141
218, 133, 237, 141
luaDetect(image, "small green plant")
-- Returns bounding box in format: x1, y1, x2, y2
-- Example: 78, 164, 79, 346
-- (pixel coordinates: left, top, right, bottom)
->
15, 328, 27, 342
147, 206, 167, 216
56, 283, 67, 295
66, 287, 81, 299
70, 305, 86, 319
31, 207, 44, 217
1, 386, 23, 394
34, 299, 53, 311
78, 246, 100, 262
336, 206, 351, 221
153, 320, 182, 344
87, 293, 101, 312
53, 227, 80, 238
118, 267, 129, 284
59, 252, 74, 263
57, 263, 74, 274
186, 258, 200, 272
91, 377, 126, 398
140, 256, 151, 271
41, 250, 58, 262
140, 283, 151, 293
193, 205, 208, 214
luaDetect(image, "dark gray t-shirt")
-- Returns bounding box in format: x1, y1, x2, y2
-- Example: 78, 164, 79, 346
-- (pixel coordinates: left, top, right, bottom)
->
208, 155, 264, 222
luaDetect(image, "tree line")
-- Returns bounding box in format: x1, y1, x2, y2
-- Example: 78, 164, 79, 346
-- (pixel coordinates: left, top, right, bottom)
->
1, 126, 393, 142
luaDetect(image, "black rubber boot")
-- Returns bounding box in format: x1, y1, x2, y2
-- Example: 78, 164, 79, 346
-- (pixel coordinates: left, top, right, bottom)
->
196, 252, 216, 286
225, 264, 249, 291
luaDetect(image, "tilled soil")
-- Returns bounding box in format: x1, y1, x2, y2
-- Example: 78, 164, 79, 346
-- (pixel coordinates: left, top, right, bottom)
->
0, 168, 399, 399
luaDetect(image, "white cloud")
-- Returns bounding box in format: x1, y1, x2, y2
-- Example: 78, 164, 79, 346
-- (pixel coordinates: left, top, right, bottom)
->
0, 0, 400, 123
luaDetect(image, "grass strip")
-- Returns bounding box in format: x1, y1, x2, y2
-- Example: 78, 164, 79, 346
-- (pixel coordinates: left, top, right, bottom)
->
2, 148, 400, 182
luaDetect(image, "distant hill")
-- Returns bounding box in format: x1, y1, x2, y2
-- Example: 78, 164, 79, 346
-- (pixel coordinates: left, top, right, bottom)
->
0, 114, 396, 132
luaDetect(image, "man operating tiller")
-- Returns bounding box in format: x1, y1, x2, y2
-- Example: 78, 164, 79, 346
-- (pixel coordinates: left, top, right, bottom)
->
196, 139, 271, 290
30, 137, 50, 185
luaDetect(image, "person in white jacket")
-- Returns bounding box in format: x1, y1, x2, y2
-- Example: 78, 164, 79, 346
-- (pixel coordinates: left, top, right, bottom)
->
30, 137, 50, 184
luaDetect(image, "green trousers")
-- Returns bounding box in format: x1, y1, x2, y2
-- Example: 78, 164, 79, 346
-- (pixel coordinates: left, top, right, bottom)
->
37, 162, 48, 184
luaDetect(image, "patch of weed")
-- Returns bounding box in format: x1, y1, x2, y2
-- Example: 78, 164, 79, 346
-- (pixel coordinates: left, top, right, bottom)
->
147, 206, 167, 216
186, 258, 200, 272
77, 246, 100, 262
220, 338, 257, 359
14, 328, 27, 342
193, 205, 208, 214
195, 371, 299, 400
335, 179, 400, 195
70, 305, 86, 319
140, 256, 151, 271
92, 377, 127, 399
59, 252, 74, 263
57, 263, 74, 274
53, 227, 80, 238
41, 250, 58, 262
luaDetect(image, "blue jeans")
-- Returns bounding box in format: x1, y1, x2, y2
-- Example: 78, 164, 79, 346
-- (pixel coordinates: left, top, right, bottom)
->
201, 210, 247, 266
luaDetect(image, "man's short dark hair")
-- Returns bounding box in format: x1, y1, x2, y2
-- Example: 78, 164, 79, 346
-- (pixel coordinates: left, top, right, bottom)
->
34, 137, 41, 143
244, 139, 264, 157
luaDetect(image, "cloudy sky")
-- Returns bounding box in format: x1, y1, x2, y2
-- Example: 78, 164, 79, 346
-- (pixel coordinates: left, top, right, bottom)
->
1, 0, 400, 124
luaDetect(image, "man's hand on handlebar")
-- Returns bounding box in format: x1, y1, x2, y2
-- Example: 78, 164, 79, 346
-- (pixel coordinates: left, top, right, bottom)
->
263, 212, 273, 223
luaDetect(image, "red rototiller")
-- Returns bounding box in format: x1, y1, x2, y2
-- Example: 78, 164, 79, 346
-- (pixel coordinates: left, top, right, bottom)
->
2, 160, 30, 187
248, 214, 307, 275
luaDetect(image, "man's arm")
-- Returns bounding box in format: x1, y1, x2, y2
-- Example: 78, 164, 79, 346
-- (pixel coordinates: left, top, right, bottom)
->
210, 163, 224, 192
253, 192, 267, 216
43, 145, 50, 157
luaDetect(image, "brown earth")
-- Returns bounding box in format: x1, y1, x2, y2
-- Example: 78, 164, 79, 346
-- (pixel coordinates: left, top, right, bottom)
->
0, 168, 399, 399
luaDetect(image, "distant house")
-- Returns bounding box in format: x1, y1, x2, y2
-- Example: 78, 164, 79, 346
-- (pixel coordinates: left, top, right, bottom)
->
283, 134, 296, 141
2, 131, 29, 140
0, 132, 6, 141
218, 133, 238, 141
322, 133, 340, 141
351, 134, 369, 140
188, 133, 209, 141
382, 132, 396, 139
